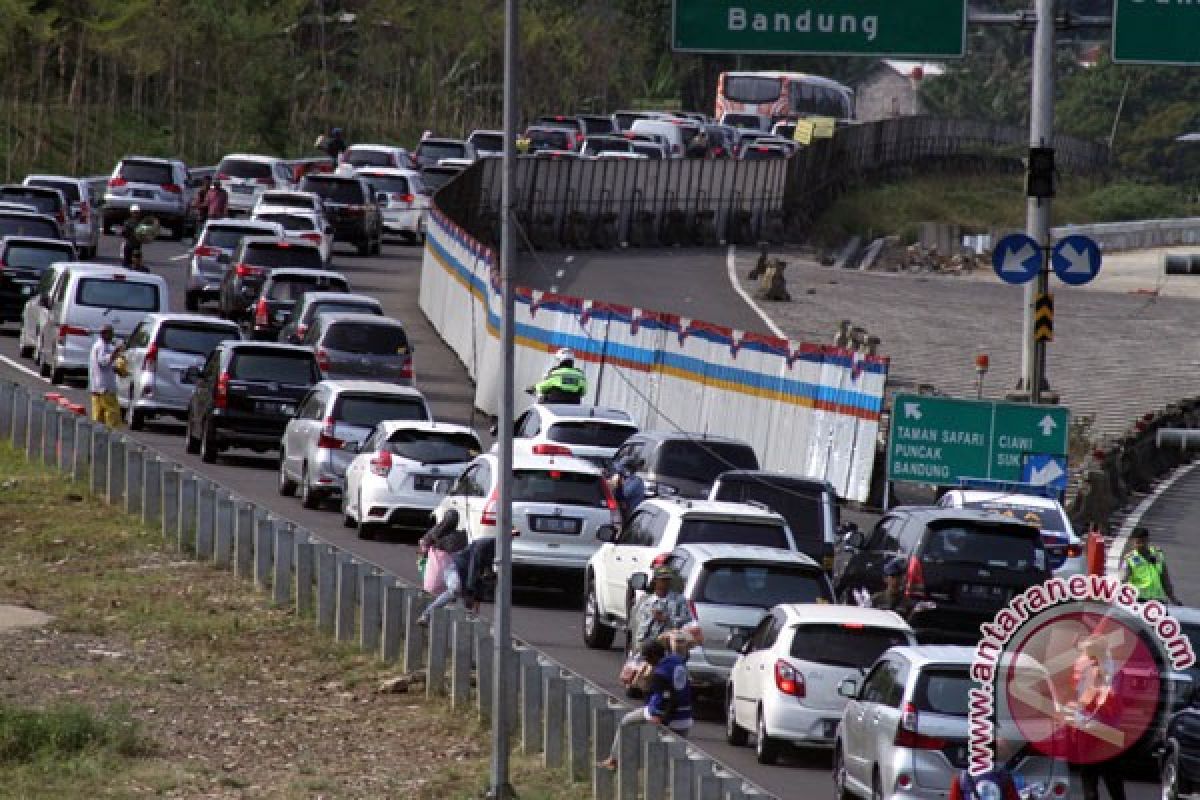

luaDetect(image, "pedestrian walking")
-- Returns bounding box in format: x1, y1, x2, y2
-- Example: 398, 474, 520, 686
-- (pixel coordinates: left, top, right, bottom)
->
418, 528, 500, 625
599, 638, 693, 770
1121, 526, 1180, 604
205, 177, 228, 221
88, 324, 124, 428
191, 176, 211, 226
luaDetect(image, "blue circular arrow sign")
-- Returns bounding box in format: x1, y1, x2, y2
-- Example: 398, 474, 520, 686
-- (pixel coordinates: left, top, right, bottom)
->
1051, 234, 1102, 286
992, 233, 1042, 285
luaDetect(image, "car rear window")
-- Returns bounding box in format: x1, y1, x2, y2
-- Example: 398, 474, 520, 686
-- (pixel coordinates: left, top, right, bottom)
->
218, 159, 272, 180
0, 216, 58, 238
334, 394, 428, 427
514, 469, 607, 507
230, 351, 318, 383
266, 275, 349, 302
157, 323, 238, 355
657, 441, 759, 485
308, 302, 381, 322
788, 624, 910, 669
119, 161, 173, 185
529, 129, 572, 150
912, 667, 972, 716
385, 430, 482, 464
469, 133, 504, 152
27, 180, 80, 203
961, 501, 1067, 532
257, 213, 316, 232
0, 189, 59, 213
76, 278, 160, 311
203, 226, 276, 251
712, 479, 826, 548
361, 175, 411, 195
536, 116, 582, 132
695, 563, 829, 608
581, 117, 615, 135
323, 322, 408, 354
547, 422, 635, 448
676, 518, 790, 549
922, 524, 1041, 571
261, 193, 317, 210
3, 243, 74, 271
245, 244, 323, 269
417, 142, 467, 162
345, 150, 396, 167
303, 178, 365, 204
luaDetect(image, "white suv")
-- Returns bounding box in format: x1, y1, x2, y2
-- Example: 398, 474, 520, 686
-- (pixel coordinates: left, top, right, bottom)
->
937, 489, 1084, 576
505, 403, 638, 469
582, 496, 799, 650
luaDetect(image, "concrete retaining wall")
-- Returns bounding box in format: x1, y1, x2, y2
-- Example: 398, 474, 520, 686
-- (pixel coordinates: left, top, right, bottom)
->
1052, 219, 1200, 254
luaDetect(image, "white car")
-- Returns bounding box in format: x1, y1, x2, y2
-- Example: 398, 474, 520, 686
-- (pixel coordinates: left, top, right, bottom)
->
434, 452, 621, 579
340, 144, 414, 170
214, 153, 297, 216
24, 175, 101, 258
725, 604, 915, 762
342, 420, 483, 538
252, 189, 326, 218
505, 404, 638, 469
937, 489, 1084, 576
355, 168, 429, 244
251, 207, 334, 265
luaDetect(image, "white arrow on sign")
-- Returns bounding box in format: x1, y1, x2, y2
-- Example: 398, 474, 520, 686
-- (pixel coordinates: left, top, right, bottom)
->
1058, 242, 1093, 275
1030, 459, 1064, 486
1037, 414, 1057, 436
903, 402, 922, 420
1000, 242, 1038, 276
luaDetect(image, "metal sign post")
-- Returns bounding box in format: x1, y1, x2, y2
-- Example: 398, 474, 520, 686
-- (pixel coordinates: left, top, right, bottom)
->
1023, 0, 1055, 405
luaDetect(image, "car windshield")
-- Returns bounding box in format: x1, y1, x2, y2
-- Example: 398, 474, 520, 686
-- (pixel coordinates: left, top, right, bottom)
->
922, 524, 1039, 570
913, 668, 972, 716
245, 245, 323, 269
581, 118, 615, 135
723, 113, 768, 130
77, 278, 159, 311
695, 563, 829, 608
334, 395, 428, 427
230, 351, 318, 384
118, 161, 172, 184
788, 624, 910, 669
385, 430, 482, 464
0, 189, 57, 213
547, 422, 635, 448
157, 324, 238, 356
205, 227, 276, 251
470, 133, 504, 152
513, 469, 607, 507
0, 216, 57, 238
418, 142, 467, 162
345, 150, 396, 167
266, 275, 349, 302
219, 159, 272, 179
361, 175, 411, 195
712, 478, 825, 548
27, 180, 80, 203
676, 518, 790, 549
257, 213, 316, 232
306, 302, 380, 322
303, 179, 364, 204
4, 243, 74, 270
961, 501, 1068, 533
657, 441, 759, 484
323, 322, 408, 355
528, 129, 571, 150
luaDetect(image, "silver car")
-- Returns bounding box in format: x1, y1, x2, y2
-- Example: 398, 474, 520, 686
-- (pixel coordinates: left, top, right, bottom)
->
23, 175, 100, 258
116, 313, 242, 429
103, 156, 194, 239
279, 380, 432, 509
186, 219, 284, 312
278, 292, 383, 344
303, 312, 414, 386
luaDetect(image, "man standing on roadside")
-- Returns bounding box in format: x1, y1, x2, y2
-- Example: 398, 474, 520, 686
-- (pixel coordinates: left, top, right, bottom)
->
1121, 527, 1181, 605
205, 177, 228, 221
88, 324, 124, 428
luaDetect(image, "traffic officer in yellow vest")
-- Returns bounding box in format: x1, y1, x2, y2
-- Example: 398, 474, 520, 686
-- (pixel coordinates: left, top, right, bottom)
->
532, 348, 587, 404
1121, 526, 1181, 605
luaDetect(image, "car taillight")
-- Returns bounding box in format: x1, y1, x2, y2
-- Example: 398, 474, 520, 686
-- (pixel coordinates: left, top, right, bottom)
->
193, 245, 218, 257
600, 475, 621, 526
650, 553, 671, 568
254, 297, 268, 327
774, 660, 805, 698
396, 193, 414, 204
370, 449, 392, 477
532, 443, 572, 456
894, 702, 946, 749
317, 416, 344, 450
315, 348, 330, 371
299, 232, 322, 244
234, 263, 262, 277
57, 324, 87, 343
107, 177, 127, 188
161, 183, 182, 194
399, 359, 413, 381
143, 343, 158, 373
480, 488, 498, 527
215, 371, 229, 409
904, 556, 927, 599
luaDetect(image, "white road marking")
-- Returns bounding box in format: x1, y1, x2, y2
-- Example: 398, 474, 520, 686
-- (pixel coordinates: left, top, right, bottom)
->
0, 353, 50, 383
1107, 460, 1200, 577
169, 253, 190, 262
725, 244, 786, 339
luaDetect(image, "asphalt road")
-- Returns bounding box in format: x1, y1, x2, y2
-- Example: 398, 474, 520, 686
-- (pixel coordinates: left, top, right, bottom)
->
0, 233, 1164, 799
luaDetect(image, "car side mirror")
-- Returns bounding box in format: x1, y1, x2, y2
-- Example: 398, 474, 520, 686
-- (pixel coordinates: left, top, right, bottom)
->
596, 524, 617, 543
629, 573, 648, 592
837, 678, 859, 699
182, 365, 200, 383
843, 530, 865, 550
726, 632, 748, 652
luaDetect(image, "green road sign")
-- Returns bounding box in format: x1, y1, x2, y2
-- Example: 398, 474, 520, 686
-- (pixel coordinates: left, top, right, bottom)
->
671, 0, 967, 58
1113, 0, 1200, 65
887, 394, 1069, 485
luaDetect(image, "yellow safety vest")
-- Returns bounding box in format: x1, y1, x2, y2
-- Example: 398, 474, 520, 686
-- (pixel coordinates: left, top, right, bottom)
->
1125, 548, 1167, 600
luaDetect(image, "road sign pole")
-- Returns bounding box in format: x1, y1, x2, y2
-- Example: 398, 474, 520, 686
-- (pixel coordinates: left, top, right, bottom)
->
1022, 0, 1055, 403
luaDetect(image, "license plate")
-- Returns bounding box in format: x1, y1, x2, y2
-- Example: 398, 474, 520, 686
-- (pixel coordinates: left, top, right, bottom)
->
232, 185, 252, 194
132, 189, 153, 198
414, 475, 442, 492
256, 401, 295, 415
529, 516, 581, 534
274, 310, 288, 323
958, 584, 1008, 602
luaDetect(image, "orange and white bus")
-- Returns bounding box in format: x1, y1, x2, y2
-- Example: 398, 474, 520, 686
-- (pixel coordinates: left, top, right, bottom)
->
715, 71, 854, 124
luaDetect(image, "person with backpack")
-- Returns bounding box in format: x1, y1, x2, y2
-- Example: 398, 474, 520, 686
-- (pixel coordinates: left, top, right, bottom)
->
607, 456, 644, 524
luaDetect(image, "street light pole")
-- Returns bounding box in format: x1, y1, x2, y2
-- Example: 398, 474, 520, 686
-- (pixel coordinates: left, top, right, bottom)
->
1023, 0, 1055, 404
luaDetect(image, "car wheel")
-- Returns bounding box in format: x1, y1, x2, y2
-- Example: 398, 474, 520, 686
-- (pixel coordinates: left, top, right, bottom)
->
200, 419, 219, 464
185, 292, 200, 312
128, 391, 145, 431
278, 453, 297, 496
19, 337, 32, 359
756, 708, 782, 765
726, 688, 748, 746
833, 744, 853, 800
870, 770, 883, 800
342, 492, 356, 529
185, 416, 201, 454
50, 365, 65, 385
300, 465, 321, 509
38, 350, 50, 377
582, 579, 616, 650
356, 238, 370, 256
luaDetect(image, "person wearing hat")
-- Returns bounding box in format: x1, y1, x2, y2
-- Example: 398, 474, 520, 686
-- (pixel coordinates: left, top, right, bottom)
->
120, 204, 145, 268
870, 555, 914, 614
607, 456, 645, 524
1121, 526, 1180, 604
632, 563, 694, 650
88, 324, 124, 428
532, 347, 587, 404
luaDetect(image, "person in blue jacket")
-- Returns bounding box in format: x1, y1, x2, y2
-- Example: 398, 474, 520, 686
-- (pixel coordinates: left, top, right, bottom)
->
599, 638, 693, 769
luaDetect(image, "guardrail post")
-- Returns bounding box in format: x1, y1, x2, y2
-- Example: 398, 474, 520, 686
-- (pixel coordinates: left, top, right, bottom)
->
124, 444, 144, 516
71, 417, 91, 482
0, 382, 13, 440
643, 732, 669, 798
42, 403, 58, 466
475, 628, 493, 723
381, 583, 406, 663
273, 524, 294, 607
566, 682, 597, 781
178, 471, 197, 552
451, 614, 475, 708
159, 465, 178, 540
88, 425, 107, 496
316, 545, 337, 634
57, 408, 74, 473
254, 515, 274, 592
105, 435, 125, 505
10, 385, 28, 448
426, 606, 451, 696
403, 592, 429, 672
294, 532, 315, 617
25, 397, 42, 460
142, 455, 162, 527
335, 555, 358, 643
214, 491, 234, 568
195, 479, 215, 560
693, 756, 720, 800
591, 704, 620, 800
234, 503, 254, 580
668, 741, 693, 800
543, 669, 567, 768
519, 650, 545, 755
617, 718, 643, 800
360, 570, 382, 654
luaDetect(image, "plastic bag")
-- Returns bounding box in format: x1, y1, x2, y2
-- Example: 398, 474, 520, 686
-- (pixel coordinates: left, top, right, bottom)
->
423, 547, 452, 595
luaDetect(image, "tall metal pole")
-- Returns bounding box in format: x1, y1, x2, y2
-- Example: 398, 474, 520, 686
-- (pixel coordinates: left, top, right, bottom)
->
1024, 0, 1055, 403
488, 0, 518, 797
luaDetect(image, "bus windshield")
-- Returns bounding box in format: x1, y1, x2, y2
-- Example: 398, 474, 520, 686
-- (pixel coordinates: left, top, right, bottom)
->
717, 71, 853, 123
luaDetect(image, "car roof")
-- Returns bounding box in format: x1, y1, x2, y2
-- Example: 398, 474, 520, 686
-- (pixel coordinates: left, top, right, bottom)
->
629, 430, 754, 447
120, 155, 176, 165
420, 137, 468, 146
24, 174, 83, 185
65, 263, 165, 282
776, 603, 914, 631
886, 645, 976, 668
715, 470, 834, 493
535, 404, 635, 423
947, 490, 1061, 509
320, 312, 400, 326
346, 143, 406, 152
470, 129, 503, 137
223, 341, 314, 354
0, 235, 75, 249
649, 496, 786, 522
300, 292, 379, 307
220, 153, 282, 163
377, 419, 479, 437
316, 379, 426, 396
143, 312, 240, 328
265, 267, 344, 279
672, 543, 818, 568
500, 451, 604, 475
354, 167, 420, 178
206, 219, 281, 231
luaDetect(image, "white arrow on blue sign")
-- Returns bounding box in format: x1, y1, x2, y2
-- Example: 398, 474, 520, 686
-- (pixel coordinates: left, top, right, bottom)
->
1021, 453, 1068, 493
1051, 234, 1102, 286
992, 233, 1042, 285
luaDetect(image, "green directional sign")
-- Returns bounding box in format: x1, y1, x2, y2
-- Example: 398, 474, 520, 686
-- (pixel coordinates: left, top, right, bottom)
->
671, 0, 967, 57
1113, 0, 1200, 65
887, 394, 1069, 485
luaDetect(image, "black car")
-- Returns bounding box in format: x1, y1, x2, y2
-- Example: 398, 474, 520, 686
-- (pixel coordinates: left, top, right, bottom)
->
217, 238, 323, 323
185, 341, 320, 463
0, 185, 69, 232
249, 268, 349, 341
0, 236, 76, 324
1162, 694, 1200, 798
610, 431, 760, 500
833, 506, 1050, 644
298, 174, 383, 256
709, 471, 839, 573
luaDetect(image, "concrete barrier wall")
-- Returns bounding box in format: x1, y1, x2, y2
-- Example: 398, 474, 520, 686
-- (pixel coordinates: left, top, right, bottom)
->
1052, 218, 1200, 253
418, 210, 889, 503
0, 383, 774, 800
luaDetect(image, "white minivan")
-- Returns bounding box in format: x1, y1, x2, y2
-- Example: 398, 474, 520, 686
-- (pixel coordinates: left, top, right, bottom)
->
629, 119, 688, 158
37, 265, 168, 384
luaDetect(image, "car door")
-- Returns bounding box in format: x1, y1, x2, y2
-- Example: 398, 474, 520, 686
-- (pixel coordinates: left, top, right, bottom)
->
734, 612, 781, 728
601, 509, 652, 614
189, 350, 220, 434
844, 658, 901, 789
345, 425, 380, 515
118, 321, 153, 402
285, 389, 323, 479
838, 515, 902, 596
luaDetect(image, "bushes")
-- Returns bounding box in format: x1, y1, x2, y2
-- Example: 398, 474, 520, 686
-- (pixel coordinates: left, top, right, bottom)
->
0, 703, 152, 763
1076, 182, 1194, 222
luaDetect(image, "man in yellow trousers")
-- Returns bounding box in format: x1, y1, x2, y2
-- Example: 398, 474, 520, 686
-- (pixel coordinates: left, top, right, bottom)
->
88, 323, 124, 428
